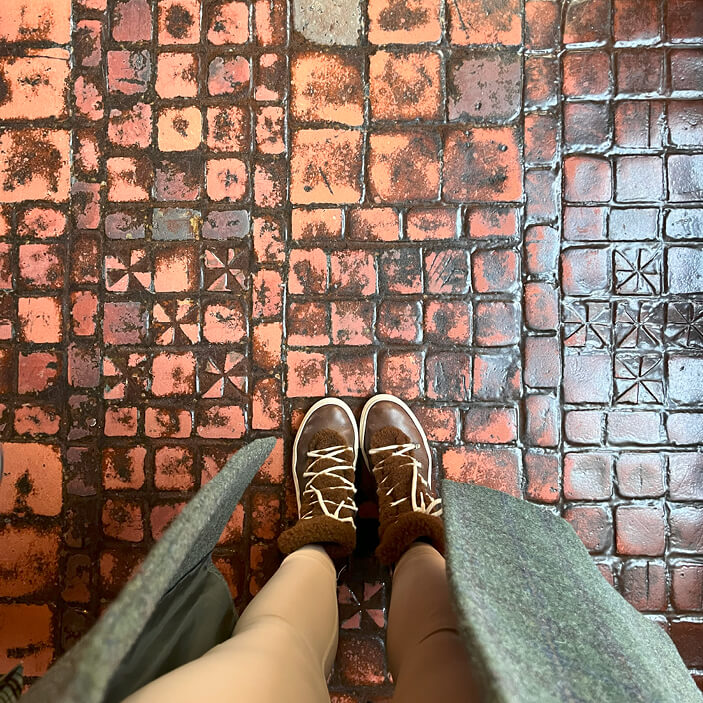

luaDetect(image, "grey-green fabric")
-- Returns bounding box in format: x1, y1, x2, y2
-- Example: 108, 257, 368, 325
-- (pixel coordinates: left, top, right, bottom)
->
18, 439, 701, 702
442, 479, 702, 703
21, 437, 276, 703
102, 557, 236, 703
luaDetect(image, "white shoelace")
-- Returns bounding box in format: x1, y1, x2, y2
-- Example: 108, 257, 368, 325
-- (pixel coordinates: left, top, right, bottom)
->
369, 442, 443, 516
301, 444, 357, 523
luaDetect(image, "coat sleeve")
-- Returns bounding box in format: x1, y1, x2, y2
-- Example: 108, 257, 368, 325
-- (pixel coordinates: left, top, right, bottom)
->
21, 437, 277, 703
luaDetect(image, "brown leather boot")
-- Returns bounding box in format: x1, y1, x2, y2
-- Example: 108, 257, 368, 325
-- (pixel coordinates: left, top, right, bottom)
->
278, 398, 358, 558
360, 394, 445, 565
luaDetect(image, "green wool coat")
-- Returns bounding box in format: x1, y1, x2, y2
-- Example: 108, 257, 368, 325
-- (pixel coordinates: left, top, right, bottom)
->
16, 439, 702, 703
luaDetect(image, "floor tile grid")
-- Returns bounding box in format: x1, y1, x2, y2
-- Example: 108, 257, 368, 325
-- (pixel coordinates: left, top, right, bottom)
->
283, 2, 526, 696
553, 0, 703, 681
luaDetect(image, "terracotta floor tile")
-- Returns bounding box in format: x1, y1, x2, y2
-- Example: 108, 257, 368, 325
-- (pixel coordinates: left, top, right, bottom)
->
1, 0, 703, 695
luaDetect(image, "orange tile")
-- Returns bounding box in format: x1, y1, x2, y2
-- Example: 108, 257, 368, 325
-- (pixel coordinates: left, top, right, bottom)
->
0, 0, 71, 43
157, 106, 202, 151
291, 52, 364, 126
369, 131, 440, 202
448, 0, 521, 45
291, 129, 363, 205
368, 0, 441, 44
0, 443, 62, 515
0, 130, 70, 203
0, 51, 70, 120
17, 296, 62, 343
370, 50, 441, 120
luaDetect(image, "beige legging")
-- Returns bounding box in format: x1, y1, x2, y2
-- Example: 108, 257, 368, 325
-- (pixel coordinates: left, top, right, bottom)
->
125, 543, 479, 703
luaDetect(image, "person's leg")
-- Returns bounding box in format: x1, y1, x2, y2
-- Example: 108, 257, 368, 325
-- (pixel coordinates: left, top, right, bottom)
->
124, 544, 337, 703
387, 542, 482, 703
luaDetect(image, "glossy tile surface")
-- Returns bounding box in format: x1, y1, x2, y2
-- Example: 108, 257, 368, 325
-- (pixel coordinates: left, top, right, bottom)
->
0, 0, 702, 696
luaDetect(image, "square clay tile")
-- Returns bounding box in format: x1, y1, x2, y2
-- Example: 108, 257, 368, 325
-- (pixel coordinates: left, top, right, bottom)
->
0, 130, 70, 203
206, 157, 248, 201
449, 0, 521, 45
370, 50, 442, 121
287, 350, 326, 397
17, 352, 61, 393
448, 51, 521, 122
18, 244, 63, 290
102, 446, 146, 490
1, 0, 72, 43
107, 50, 151, 95
107, 157, 153, 202
17, 296, 62, 343
291, 52, 364, 126
368, 131, 440, 202
112, 0, 153, 42
291, 129, 363, 204
207, 106, 250, 152
208, 56, 250, 97
156, 52, 198, 99
0, 52, 70, 120
154, 158, 203, 201
203, 299, 248, 343
151, 351, 197, 396
108, 103, 152, 148
153, 244, 199, 292
158, 0, 201, 43
0, 443, 62, 515
368, 0, 441, 44
443, 127, 522, 202
157, 106, 202, 152
207, 0, 249, 44
154, 446, 196, 490
17, 208, 66, 239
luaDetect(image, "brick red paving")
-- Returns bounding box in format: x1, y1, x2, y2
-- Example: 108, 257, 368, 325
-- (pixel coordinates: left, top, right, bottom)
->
0, 0, 702, 697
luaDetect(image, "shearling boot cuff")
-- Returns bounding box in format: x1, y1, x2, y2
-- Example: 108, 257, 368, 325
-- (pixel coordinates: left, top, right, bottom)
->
375, 511, 445, 565
278, 514, 356, 558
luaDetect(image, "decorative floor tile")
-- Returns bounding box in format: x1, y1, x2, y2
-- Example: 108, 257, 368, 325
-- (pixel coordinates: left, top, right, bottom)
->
0, 0, 702, 696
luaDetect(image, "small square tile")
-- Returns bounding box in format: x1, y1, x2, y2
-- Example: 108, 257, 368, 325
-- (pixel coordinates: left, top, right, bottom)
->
448, 0, 521, 46
156, 52, 198, 99
448, 51, 520, 122
158, 0, 201, 44
369, 131, 440, 202
107, 50, 151, 95
157, 106, 202, 152
208, 55, 250, 97
107, 103, 151, 148
291, 52, 363, 126
370, 50, 441, 121
207, 106, 249, 153
444, 127, 522, 202
206, 158, 248, 202
368, 0, 441, 44
17, 296, 62, 343
107, 157, 153, 202
291, 129, 363, 205
207, 0, 249, 44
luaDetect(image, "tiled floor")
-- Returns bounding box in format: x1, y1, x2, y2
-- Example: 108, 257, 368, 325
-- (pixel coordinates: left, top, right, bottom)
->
0, 0, 702, 697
